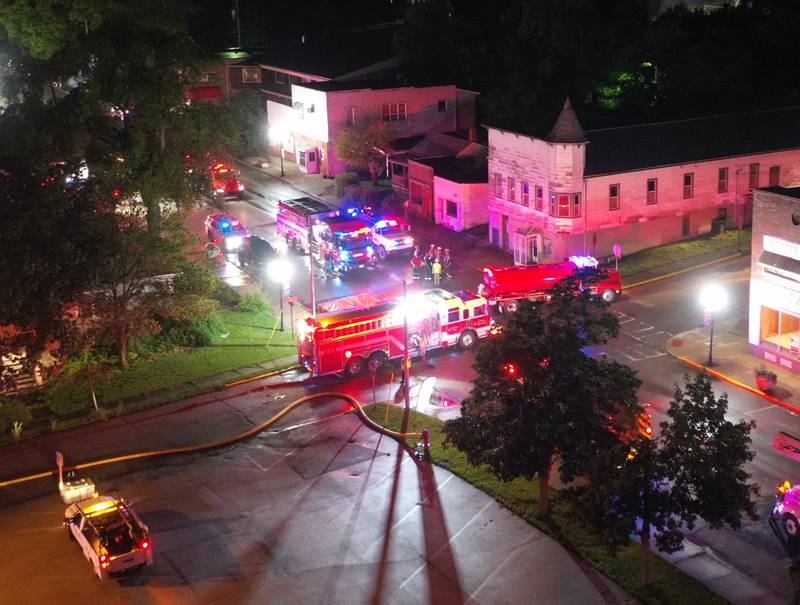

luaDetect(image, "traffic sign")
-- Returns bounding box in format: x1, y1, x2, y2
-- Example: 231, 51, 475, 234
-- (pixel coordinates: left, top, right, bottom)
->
612, 243, 622, 258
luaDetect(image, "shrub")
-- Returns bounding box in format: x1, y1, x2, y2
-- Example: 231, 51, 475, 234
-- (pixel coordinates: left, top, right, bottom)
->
45, 384, 91, 417
213, 278, 241, 306
129, 315, 227, 356
334, 172, 360, 198
235, 292, 270, 313
0, 398, 34, 434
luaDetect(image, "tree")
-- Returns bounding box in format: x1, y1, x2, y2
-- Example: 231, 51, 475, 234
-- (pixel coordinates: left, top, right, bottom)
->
572, 373, 758, 585
443, 273, 642, 516
226, 90, 267, 157
334, 123, 396, 184
58, 350, 114, 413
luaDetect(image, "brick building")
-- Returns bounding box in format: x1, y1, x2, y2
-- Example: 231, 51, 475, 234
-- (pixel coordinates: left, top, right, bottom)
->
749, 187, 800, 372
487, 101, 800, 265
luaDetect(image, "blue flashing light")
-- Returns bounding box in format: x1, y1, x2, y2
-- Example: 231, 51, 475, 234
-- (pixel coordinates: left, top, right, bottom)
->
340, 250, 350, 261
220, 221, 230, 229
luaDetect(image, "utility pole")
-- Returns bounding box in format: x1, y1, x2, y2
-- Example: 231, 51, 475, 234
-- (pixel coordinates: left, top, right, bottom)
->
308, 226, 317, 318
403, 280, 411, 410
232, 0, 242, 49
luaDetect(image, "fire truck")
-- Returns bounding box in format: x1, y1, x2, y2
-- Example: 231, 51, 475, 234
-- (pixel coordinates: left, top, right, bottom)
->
208, 161, 245, 200
312, 216, 378, 272
276, 197, 339, 252
297, 288, 493, 377
478, 255, 623, 313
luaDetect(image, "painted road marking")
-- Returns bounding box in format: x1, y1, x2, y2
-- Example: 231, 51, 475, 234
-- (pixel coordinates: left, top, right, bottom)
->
465, 529, 540, 604
398, 500, 493, 590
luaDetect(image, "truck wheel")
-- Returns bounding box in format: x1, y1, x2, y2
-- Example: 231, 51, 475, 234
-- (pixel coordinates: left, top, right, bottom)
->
601, 289, 617, 303
345, 357, 365, 377
784, 514, 800, 539
504, 300, 520, 314
368, 352, 386, 373
458, 330, 477, 350
378, 246, 387, 259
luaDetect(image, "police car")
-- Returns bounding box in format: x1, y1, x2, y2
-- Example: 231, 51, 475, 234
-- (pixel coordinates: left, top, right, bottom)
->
370, 218, 414, 257
64, 494, 153, 579
205, 213, 250, 251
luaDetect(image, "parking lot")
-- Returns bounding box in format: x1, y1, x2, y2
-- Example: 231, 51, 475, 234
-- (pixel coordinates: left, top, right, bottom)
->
1, 409, 628, 605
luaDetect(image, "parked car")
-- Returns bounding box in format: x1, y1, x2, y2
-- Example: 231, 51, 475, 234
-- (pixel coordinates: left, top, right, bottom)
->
205, 213, 250, 251
64, 494, 153, 579
208, 161, 245, 200
238, 235, 278, 269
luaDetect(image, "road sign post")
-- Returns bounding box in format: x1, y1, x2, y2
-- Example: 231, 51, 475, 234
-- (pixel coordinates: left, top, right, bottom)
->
612, 243, 622, 271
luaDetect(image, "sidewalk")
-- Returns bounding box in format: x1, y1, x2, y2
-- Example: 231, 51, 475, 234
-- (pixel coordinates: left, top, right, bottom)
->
667, 329, 800, 414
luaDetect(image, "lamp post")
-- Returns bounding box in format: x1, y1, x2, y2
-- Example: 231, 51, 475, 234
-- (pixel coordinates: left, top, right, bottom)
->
268, 258, 293, 332
700, 284, 726, 367
269, 126, 286, 177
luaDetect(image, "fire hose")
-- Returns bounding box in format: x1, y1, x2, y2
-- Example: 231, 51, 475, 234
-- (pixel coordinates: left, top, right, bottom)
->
0, 392, 421, 489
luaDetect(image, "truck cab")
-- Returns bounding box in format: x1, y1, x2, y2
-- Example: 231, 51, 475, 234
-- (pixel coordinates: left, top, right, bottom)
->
208, 161, 245, 200
371, 217, 414, 257
313, 217, 377, 272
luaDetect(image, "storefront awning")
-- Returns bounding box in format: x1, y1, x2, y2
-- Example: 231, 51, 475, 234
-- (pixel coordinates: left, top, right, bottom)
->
759, 251, 800, 282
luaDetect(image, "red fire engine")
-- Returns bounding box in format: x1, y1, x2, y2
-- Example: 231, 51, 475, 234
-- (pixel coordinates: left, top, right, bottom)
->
478, 255, 622, 313
298, 288, 493, 377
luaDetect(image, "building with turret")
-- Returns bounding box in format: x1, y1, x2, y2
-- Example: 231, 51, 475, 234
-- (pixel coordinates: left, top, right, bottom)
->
486, 101, 800, 264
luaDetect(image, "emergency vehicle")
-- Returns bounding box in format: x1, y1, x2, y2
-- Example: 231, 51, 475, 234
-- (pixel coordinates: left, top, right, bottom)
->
208, 161, 245, 200
64, 494, 153, 579
276, 197, 339, 252
370, 217, 414, 257
313, 216, 378, 272
478, 255, 623, 313
297, 288, 492, 377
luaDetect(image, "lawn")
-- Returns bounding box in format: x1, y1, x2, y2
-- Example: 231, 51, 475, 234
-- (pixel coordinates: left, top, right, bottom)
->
365, 404, 732, 605
617, 229, 750, 278
47, 309, 296, 416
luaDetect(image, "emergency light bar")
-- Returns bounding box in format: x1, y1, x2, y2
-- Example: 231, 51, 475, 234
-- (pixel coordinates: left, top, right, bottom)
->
568, 255, 599, 269
374, 219, 398, 229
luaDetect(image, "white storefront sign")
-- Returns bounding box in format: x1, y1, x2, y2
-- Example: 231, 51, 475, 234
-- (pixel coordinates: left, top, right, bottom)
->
764, 235, 800, 261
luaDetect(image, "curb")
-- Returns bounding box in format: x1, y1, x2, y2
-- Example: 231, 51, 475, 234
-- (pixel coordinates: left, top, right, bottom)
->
626, 252, 746, 290
668, 350, 800, 415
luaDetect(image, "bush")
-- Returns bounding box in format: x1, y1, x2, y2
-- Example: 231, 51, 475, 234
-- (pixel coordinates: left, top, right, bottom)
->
128, 315, 227, 357
0, 398, 33, 434
334, 172, 360, 198
213, 278, 242, 306
45, 383, 91, 417
235, 292, 270, 313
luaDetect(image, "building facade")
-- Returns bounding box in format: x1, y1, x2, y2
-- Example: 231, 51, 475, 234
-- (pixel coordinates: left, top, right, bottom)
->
412, 154, 488, 231
269, 82, 461, 177
487, 102, 800, 265
749, 187, 800, 373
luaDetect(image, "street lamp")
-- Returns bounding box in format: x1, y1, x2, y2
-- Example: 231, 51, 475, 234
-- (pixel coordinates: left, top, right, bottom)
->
269, 126, 286, 177
268, 258, 293, 331
699, 284, 726, 366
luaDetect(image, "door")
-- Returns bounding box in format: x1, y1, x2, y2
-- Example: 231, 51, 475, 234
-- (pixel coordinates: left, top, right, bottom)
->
682, 215, 690, 238
501, 215, 509, 251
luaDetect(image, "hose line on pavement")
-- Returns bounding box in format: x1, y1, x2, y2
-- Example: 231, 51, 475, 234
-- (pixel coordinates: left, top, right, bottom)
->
0, 393, 420, 489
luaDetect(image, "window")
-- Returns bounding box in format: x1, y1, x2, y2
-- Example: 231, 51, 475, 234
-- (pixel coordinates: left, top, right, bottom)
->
770, 165, 781, 187
551, 193, 581, 218
647, 178, 658, 204
549, 192, 556, 216
345, 106, 356, 126
462, 309, 470, 320
573, 193, 581, 217
609, 183, 620, 211
437, 100, 447, 112
241, 67, 261, 84
521, 181, 530, 206
683, 172, 694, 199
448, 309, 459, 323
392, 163, 407, 178
494, 173, 502, 197
749, 163, 759, 188
409, 181, 423, 205
718, 167, 728, 193
199, 72, 216, 83
474, 304, 486, 317
535, 185, 543, 211
507, 177, 516, 202
274, 71, 287, 84
382, 102, 407, 121
446, 200, 458, 218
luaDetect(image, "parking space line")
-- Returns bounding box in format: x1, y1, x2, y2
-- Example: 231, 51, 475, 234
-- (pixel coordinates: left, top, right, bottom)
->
632, 326, 656, 334
398, 500, 493, 589
465, 529, 539, 604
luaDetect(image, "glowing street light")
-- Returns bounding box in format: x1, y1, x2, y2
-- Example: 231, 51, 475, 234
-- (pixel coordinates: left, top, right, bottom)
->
268, 258, 293, 331
699, 284, 726, 366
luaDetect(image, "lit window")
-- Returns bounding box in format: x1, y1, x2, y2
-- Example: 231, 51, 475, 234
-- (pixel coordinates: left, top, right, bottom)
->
241, 67, 262, 84
718, 167, 728, 193
558, 194, 570, 217
382, 102, 407, 121
507, 177, 516, 202
535, 185, 543, 211
647, 178, 657, 204
749, 163, 759, 188
521, 182, 530, 206
609, 183, 620, 211
494, 173, 502, 197
683, 172, 694, 199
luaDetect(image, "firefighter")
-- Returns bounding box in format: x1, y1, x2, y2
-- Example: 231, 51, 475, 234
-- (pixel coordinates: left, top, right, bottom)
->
424, 244, 436, 280
431, 257, 443, 286
442, 249, 453, 281
410, 252, 425, 280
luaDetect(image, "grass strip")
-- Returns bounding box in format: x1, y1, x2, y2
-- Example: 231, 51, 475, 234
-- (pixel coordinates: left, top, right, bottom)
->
365, 404, 731, 605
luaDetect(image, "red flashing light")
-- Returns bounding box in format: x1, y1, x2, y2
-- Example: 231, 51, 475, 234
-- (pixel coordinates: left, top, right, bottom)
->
779, 480, 792, 495
141, 540, 150, 550
345, 350, 352, 359
502, 363, 517, 377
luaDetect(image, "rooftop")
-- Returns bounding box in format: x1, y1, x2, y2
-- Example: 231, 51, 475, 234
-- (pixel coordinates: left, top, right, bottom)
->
416, 155, 488, 184
755, 186, 800, 199
299, 79, 454, 93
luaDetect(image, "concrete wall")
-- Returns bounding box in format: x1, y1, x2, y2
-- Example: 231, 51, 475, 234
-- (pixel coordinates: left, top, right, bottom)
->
407, 160, 435, 221
434, 176, 487, 232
